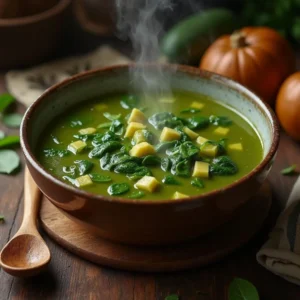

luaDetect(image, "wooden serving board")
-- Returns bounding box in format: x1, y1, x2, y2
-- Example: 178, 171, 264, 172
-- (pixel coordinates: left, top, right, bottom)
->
40, 183, 271, 272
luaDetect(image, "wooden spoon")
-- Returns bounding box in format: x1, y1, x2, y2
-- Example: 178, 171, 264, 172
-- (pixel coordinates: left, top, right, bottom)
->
0, 168, 51, 277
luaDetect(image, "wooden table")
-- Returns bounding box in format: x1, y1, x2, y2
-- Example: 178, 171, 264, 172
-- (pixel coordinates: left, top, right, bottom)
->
1, 69, 300, 300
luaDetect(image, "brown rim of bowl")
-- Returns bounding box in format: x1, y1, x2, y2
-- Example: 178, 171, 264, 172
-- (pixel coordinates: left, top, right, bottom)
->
20, 63, 280, 206
0, 0, 71, 26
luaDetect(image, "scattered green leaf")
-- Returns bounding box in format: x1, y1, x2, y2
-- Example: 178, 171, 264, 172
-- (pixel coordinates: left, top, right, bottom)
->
210, 156, 238, 176
127, 190, 145, 199
107, 183, 130, 195
0, 93, 14, 113
162, 175, 180, 185
97, 122, 112, 129
187, 116, 210, 130
44, 148, 70, 158
281, 165, 297, 175
74, 160, 94, 176
120, 95, 140, 109
3, 113, 23, 128
142, 155, 161, 166
0, 149, 20, 174
89, 141, 122, 158
89, 173, 112, 183
103, 112, 122, 121
228, 278, 259, 300
0, 135, 20, 148
191, 178, 204, 188
209, 115, 232, 126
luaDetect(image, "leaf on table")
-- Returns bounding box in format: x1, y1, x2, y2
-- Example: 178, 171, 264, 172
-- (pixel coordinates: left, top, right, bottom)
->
0, 135, 20, 148
3, 113, 23, 128
165, 295, 180, 300
281, 165, 298, 176
0, 93, 15, 113
0, 149, 20, 174
228, 278, 259, 300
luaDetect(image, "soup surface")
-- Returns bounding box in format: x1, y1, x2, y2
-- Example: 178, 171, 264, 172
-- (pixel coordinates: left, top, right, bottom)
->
38, 91, 263, 200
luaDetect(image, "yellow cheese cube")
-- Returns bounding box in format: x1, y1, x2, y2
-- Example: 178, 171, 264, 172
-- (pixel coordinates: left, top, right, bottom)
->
129, 142, 155, 157
128, 108, 147, 124
190, 101, 205, 109
124, 122, 146, 138
94, 103, 108, 111
200, 144, 218, 157
192, 161, 210, 178
196, 136, 208, 145
228, 143, 243, 151
75, 175, 93, 187
68, 140, 87, 154
78, 127, 96, 135
183, 127, 199, 140
135, 176, 159, 193
160, 127, 181, 142
214, 126, 230, 136
173, 191, 189, 199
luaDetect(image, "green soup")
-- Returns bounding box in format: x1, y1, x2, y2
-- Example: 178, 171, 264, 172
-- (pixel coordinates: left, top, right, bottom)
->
38, 91, 263, 200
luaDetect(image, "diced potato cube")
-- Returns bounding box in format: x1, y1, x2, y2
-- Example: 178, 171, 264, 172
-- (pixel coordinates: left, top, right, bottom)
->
75, 175, 93, 187
228, 143, 243, 151
214, 126, 230, 136
78, 127, 96, 135
94, 104, 108, 111
135, 176, 159, 193
160, 127, 181, 142
133, 130, 146, 144
183, 127, 199, 140
124, 122, 146, 138
68, 140, 87, 154
173, 191, 189, 199
129, 142, 155, 157
192, 161, 210, 178
190, 101, 205, 109
128, 108, 147, 124
200, 144, 218, 157
196, 136, 208, 145
159, 97, 175, 104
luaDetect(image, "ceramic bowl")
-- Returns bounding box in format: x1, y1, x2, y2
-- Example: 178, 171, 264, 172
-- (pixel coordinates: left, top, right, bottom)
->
21, 64, 279, 245
0, 0, 71, 69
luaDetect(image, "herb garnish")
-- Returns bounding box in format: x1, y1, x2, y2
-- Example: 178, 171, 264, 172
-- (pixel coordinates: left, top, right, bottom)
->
281, 165, 298, 176
228, 278, 259, 300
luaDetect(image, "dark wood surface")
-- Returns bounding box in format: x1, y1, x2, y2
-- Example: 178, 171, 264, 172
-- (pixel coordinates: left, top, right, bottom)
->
1, 66, 300, 300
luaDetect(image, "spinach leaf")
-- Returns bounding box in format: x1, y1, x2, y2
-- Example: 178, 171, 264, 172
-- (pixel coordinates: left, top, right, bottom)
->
103, 112, 122, 121
143, 130, 155, 144
3, 113, 23, 128
162, 175, 180, 185
209, 115, 232, 126
142, 155, 161, 166
281, 165, 297, 175
167, 142, 199, 159
89, 141, 122, 158
228, 278, 259, 300
0, 93, 14, 113
73, 133, 94, 142
120, 95, 140, 109
100, 152, 138, 171
109, 119, 124, 135
200, 140, 226, 156
92, 132, 120, 146
191, 178, 204, 188
0, 131, 4, 139
62, 166, 76, 176
97, 122, 112, 129
180, 108, 201, 114
89, 173, 112, 183
114, 161, 140, 174
187, 116, 210, 130
0, 135, 20, 148
127, 190, 145, 199
161, 157, 171, 172
149, 112, 175, 129
70, 119, 83, 128
172, 159, 191, 177
210, 156, 238, 176
75, 160, 94, 175
127, 166, 152, 181
108, 183, 130, 195
155, 140, 179, 153
63, 175, 77, 186
0, 150, 20, 174
43, 148, 70, 157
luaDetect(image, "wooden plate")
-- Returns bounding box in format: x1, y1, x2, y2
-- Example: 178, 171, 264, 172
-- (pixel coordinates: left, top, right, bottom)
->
40, 183, 271, 272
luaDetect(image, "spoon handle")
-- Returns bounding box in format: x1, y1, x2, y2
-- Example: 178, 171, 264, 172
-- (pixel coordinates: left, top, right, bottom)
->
18, 168, 41, 235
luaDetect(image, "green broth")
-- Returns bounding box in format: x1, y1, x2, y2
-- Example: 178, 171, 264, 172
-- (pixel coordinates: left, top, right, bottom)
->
37, 91, 263, 200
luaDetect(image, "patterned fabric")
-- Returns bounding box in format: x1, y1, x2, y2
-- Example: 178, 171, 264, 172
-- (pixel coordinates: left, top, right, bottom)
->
5, 45, 131, 107
257, 176, 300, 285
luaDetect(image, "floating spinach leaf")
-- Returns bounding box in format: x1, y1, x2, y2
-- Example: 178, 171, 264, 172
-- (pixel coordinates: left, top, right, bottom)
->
89, 141, 122, 158
161, 157, 171, 172
142, 155, 161, 166
180, 108, 201, 114
89, 173, 112, 183
143, 130, 155, 144
3, 114, 23, 128
120, 95, 140, 109
210, 156, 238, 176
63, 175, 77, 186
75, 160, 94, 175
187, 116, 210, 130
0, 131, 4, 139
70, 119, 83, 128
62, 166, 76, 176
228, 278, 259, 300
127, 166, 152, 181
281, 165, 297, 175
200, 140, 226, 156
149, 112, 185, 129
73, 134, 93, 142
109, 119, 124, 135
165, 295, 179, 300
172, 159, 191, 177
43, 148, 70, 157
127, 190, 145, 199
155, 140, 179, 153
162, 175, 180, 185
114, 161, 140, 174
108, 183, 130, 195
0, 150, 20, 174
100, 131, 120, 143
0, 93, 14, 113
103, 112, 122, 121
0, 214, 4, 223
0, 135, 20, 148
100, 152, 138, 171
209, 115, 232, 126
167, 142, 199, 159
191, 178, 204, 188
97, 122, 112, 129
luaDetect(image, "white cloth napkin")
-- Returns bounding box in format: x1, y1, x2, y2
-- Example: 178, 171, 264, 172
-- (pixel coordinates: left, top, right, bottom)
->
257, 176, 300, 285
5, 45, 131, 107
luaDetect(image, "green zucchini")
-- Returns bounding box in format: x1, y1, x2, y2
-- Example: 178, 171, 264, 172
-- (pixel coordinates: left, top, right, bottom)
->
160, 8, 236, 65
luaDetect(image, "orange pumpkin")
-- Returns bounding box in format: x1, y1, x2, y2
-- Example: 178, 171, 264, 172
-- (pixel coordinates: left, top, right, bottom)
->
200, 27, 295, 104
276, 72, 300, 140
